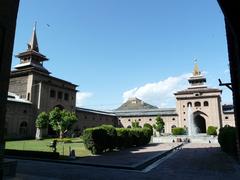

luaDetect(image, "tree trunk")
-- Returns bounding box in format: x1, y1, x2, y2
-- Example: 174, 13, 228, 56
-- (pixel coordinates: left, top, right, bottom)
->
59, 131, 63, 139
35, 128, 43, 140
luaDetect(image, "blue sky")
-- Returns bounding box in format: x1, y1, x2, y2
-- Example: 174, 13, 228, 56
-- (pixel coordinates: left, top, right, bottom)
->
12, 0, 232, 110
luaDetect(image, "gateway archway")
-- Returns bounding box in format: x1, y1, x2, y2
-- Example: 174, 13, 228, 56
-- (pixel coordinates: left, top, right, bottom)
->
194, 115, 206, 133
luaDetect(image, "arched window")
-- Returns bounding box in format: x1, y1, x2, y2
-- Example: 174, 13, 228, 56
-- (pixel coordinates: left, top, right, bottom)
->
187, 102, 192, 107
194, 101, 201, 107
19, 121, 28, 136
171, 125, 176, 129
204, 101, 209, 106
55, 104, 64, 110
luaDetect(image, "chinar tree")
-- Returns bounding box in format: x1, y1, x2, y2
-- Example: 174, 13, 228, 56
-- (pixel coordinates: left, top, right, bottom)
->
153, 115, 165, 136
49, 107, 77, 139
35, 112, 49, 140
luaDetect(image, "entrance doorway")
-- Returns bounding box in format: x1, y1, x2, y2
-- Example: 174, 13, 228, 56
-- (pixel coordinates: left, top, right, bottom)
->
194, 115, 206, 133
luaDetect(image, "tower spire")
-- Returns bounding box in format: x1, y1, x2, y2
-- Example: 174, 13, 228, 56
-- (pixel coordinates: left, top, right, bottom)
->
188, 60, 206, 88
193, 59, 201, 76
15, 23, 49, 74
27, 22, 39, 52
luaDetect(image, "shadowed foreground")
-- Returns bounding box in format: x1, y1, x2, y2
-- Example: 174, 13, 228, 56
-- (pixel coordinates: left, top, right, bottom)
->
5, 143, 240, 180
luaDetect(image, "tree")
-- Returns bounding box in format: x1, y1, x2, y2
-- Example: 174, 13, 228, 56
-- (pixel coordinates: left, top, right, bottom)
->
153, 115, 165, 135
35, 112, 49, 140
49, 107, 77, 139
131, 120, 141, 128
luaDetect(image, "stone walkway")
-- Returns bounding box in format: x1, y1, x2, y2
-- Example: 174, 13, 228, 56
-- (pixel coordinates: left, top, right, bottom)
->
69, 142, 182, 169
4, 143, 240, 180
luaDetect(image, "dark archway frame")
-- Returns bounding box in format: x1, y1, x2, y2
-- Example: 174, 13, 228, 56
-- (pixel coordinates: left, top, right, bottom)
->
194, 115, 207, 133
1, 1, 240, 177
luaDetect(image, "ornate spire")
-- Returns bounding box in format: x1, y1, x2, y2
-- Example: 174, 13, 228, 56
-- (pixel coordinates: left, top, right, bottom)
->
188, 60, 206, 88
15, 23, 49, 74
193, 59, 201, 76
27, 22, 39, 52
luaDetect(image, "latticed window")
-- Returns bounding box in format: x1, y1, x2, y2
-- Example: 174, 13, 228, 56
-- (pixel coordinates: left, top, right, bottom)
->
194, 101, 201, 107
171, 125, 176, 129
187, 102, 192, 107
204, 101, 209, 106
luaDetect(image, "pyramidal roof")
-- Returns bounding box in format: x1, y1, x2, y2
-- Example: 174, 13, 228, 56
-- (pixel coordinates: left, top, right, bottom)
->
116, 97, 158, 111
27, 22, 39, 52
14, 23, 49, 74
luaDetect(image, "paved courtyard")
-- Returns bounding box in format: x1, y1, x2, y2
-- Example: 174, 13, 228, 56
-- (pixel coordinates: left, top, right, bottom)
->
4, 143, 240, 180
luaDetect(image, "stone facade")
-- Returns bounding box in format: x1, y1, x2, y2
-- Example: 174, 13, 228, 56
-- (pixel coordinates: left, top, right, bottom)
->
5, 94, 34, 139
115, 64, 235, 134
4, 26, 235, 139
73, 108, 118, 135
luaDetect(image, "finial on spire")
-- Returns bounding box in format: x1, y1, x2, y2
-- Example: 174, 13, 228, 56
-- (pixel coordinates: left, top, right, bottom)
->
193, 59, 201, 76
27, 22, 39, 52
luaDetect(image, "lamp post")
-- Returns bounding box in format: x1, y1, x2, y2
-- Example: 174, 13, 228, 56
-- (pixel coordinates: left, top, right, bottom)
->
0, 0, 20, 178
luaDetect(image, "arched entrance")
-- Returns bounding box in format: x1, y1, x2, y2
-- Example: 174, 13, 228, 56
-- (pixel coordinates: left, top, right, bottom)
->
194, 115, 206, 133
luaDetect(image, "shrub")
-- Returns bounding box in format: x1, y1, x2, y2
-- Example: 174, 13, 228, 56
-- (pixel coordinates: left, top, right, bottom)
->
172, 127, 186, 135
130, 128, 142, 146
143, 123, 153, 136
100, 125, 117, 151
132, 120, 141, 128
83, 127, 108, 154
207, 126, 217, 136
142, 128, 152, 145
218, 125, 237, 156
116, 127, 151, 148
83, 126, 152, 154
116, 128, 132, 148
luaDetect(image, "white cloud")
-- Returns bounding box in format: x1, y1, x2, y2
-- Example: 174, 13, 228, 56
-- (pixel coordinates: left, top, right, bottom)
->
122, 73, 191, 108
76, 92, 93, 107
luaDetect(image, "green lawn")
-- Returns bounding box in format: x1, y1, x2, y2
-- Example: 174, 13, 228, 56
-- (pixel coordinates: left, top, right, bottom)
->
5, 138, 91, 157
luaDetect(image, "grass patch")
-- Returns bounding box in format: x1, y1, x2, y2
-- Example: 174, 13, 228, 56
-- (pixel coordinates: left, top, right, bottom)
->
5, 138, 91, 157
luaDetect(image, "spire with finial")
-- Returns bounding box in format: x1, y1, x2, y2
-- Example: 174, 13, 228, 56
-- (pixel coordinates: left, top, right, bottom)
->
193, 59, 201, 76
27, 22, 39, 52
188, 59, 206, 88
15, 22, 49, 74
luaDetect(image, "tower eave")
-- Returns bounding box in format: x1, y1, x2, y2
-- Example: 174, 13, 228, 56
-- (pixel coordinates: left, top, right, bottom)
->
15, 50, 48, 61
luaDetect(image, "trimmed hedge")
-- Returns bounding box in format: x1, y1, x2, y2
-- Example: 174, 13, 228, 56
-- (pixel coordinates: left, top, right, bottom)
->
143, 123, 153, 136
207, 126, 217, 136
82, 127, 108, 154
172, 127, 186, 135
218, 125, 237, 156
83, 126, 152, 154
100, 125, 117, 151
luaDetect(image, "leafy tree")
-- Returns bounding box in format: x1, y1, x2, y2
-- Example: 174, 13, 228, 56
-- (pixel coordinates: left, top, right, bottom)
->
153, 115, 165, 135
131, 120, 141, 128
36, 112, 49, 129
35, 112, 49, 140
49, 107, 77, 138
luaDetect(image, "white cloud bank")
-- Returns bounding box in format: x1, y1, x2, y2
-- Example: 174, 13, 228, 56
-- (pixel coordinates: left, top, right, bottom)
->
122, 73, 191, 108
76, 92, 93, 107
